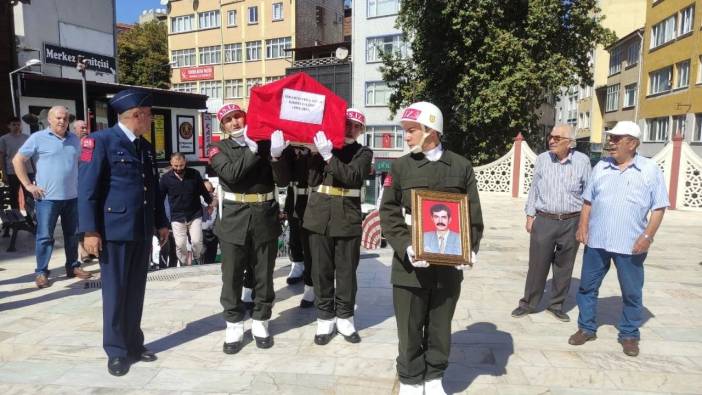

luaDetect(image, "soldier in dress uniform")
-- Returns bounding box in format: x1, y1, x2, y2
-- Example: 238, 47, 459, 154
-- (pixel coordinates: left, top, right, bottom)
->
303, 108, 373, 345
78, 89, 169, 377
210, 104, 290, 354
379, 102, 484, 395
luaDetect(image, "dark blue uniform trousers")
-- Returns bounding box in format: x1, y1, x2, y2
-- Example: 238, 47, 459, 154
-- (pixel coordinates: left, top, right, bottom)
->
100, 240, 149, 358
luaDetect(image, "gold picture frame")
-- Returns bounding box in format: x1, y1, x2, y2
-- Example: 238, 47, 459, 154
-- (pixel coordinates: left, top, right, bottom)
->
412, 189, 471, 266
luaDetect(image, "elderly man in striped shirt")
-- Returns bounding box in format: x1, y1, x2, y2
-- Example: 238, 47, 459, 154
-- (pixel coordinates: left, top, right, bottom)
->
569, 121, 668, 357
512, 124, 591, 322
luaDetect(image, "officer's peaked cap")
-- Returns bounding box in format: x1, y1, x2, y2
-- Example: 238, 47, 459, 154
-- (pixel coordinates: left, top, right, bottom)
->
109, 89, 153, 114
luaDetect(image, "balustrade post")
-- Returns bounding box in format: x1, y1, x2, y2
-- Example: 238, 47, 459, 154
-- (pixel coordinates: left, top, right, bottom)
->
668, 132, 684, 210
512, 133, 524, 198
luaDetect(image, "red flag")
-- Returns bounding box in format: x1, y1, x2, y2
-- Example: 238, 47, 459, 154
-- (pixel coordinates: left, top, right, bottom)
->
361, 209, 382, 250
246, 72, 347, 148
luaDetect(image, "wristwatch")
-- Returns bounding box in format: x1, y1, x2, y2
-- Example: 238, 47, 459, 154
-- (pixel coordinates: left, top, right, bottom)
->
643, 233, 654, 243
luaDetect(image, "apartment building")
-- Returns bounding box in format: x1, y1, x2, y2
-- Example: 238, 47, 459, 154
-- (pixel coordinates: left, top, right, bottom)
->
167, 0, 343, 121
638, 0, 702, 157
603, 28, 644, 129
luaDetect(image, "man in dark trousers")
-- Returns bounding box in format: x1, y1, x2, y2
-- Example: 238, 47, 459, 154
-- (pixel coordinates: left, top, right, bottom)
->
379, 102, 483, 395
78, 89, 169, 376
210, 103, 290, 354
304, 108, 373, 345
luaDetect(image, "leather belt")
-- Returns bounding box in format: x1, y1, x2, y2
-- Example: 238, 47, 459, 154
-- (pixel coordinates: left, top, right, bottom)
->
536, 210, 580, 220
222, 191, 274, 203
316, 185, 361, 198
293, 186, 309, 196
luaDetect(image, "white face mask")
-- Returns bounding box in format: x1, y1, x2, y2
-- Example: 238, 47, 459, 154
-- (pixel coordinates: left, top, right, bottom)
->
409, 128, 431, 154
344, 137, 356, 144
229, 129, 244, 138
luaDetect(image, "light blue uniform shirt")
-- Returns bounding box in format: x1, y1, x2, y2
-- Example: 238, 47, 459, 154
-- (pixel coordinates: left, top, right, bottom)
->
18, 128, 80, 200
583, 154, 669, 255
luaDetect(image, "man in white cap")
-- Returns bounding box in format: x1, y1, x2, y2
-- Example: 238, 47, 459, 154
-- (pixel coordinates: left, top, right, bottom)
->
379, 101, 483, 395
569, 120, 668, 357
210, 103, 290, 353
303, 108, 372, 345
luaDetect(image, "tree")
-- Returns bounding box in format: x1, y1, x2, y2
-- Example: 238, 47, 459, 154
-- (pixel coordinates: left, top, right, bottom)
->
381, 0, 615, 163
117, 20, 170, 89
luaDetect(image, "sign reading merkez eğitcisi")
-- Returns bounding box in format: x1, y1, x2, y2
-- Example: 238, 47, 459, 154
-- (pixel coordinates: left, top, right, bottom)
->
43, 43, 116, 74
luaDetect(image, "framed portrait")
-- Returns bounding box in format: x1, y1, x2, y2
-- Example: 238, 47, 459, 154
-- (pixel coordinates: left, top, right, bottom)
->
411, 189, 471, 266
176, 115, 196, 154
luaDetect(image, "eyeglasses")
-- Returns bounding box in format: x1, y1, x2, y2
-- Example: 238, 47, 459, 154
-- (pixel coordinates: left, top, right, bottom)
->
608, 135, 630, 143
548, 135, 571, 142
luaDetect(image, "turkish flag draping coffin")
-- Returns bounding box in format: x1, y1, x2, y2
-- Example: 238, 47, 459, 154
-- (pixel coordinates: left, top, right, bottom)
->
246, 72, 347, 148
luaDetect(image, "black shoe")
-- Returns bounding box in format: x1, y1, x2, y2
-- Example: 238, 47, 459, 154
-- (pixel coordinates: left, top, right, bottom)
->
286, 276, 303, 285
223, 341, 242, 354
511, 306, 530, 318
300, 299, 314, 308
107, 357, 130, 376
339, 331, 361, 344
314, 332, 335, 346
254, 336, 273, 349
128, 348, 157, 362
546, 308, 570, 322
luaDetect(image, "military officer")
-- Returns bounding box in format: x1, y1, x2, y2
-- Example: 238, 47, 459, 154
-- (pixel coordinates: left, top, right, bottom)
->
379, 102, 484, 395
304, 108, 373, 345
281, 145, 316, 307
78, 89, 169, 377
210, 104, 290, 354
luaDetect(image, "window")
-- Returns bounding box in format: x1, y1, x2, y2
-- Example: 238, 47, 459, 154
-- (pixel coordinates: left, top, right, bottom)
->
672, 115, 687, 138
679, 5, 694, 35
171, 48, 196, 67
199, 81, 222, 99
266, 37, 292, 59
676, 60, 690, 88
223, 43, 242, 63
627, 41, 640, 67
198, 10, 220, 29
224, 79, 244, 99
265, 76, 284, 83
171, 15, 195, 33
365, 81, 392, 106
199, 45, 221, 65
623, 84, 637, 108
227, 10, 237, 26
246, 41, 261, 61
248, 6, 258, 24
605, 84, 620, 112
609, 47, 622, 75
694, 114, 702, 142
272, 3, 283, 21
367, 0, 400, 17
246, 78, 262, 97
646, 117, 669, 142
649, 66, 672, 94
172, 82, 197, 93
366, 35, 409, 62
650, 15, 676, 48
364, 126, 404, 150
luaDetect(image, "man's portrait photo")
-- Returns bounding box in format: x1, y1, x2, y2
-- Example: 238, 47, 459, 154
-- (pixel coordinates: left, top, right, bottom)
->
422, 202, 462, 256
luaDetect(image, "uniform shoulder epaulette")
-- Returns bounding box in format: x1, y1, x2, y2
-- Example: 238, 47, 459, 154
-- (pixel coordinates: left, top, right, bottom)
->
80, 137, 96, 162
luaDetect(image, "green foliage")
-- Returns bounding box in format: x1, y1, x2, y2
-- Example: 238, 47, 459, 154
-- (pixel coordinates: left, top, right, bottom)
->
382, 0, 615, 163
117, 20, 170, 89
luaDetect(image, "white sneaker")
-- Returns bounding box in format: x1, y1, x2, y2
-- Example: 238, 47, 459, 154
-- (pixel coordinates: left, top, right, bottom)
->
424, 378, 446, 395
399, 382, 424, 395
225, 321, 244, 343
286, 261, 304, 284
241, 287, 253, 303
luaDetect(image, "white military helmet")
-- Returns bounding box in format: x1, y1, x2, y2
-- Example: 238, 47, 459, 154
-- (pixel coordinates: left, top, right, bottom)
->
400, 101, 443, 134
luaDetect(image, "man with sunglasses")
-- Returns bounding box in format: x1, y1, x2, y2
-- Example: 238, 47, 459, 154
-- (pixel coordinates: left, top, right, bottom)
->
569, 121, 668, 357
512, 124, 591, 322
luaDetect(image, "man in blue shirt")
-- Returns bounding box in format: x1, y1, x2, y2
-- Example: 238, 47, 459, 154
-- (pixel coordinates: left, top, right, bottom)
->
13, 106, 92, 288
569, 121, 668, 357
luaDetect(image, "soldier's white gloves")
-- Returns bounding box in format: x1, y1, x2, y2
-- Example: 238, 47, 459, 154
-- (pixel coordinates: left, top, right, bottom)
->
406, 246, 429, 268
270, 130, 288, 158
313, 131, 333, 161
455, 251, 477, 271
243, 126, 258, 154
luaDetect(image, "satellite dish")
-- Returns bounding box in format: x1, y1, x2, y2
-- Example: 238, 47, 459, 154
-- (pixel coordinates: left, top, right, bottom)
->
335, 47, 349, 60
159, 0, 169, 5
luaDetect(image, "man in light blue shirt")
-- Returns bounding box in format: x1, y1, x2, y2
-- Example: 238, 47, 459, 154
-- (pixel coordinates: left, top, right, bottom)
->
568, 121, 668, 358
13, 106, 93, 288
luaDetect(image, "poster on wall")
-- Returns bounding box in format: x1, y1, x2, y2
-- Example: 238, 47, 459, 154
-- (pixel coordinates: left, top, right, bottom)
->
22, 106, 52, 133
176, 115, 195, 154
202, 113, 212, 158
154, 114, 167, 160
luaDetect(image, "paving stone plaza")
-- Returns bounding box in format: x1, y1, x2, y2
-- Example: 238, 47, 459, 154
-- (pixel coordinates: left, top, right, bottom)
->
1, 194, 701, 394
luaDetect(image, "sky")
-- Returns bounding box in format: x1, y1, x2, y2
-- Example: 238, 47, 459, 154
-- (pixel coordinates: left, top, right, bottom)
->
116, 0, 164, 23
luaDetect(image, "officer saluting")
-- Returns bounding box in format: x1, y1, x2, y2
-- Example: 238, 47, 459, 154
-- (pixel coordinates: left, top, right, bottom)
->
304, 108, 372, 345
211, 104, 290, 354
78, 89, 169, 376
379, 102, 484, 395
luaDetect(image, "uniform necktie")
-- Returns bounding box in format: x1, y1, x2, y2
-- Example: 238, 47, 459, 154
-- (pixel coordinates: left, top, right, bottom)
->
133, 138, 141, 154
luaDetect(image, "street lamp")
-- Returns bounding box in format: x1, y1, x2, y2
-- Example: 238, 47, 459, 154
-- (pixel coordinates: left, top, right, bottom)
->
76, 56, 89, 124
9, 58, 42, 116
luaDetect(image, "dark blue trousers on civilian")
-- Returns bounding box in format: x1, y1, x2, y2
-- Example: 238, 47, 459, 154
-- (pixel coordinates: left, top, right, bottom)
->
100, 240, 149, 358
576, 246, 646, 340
